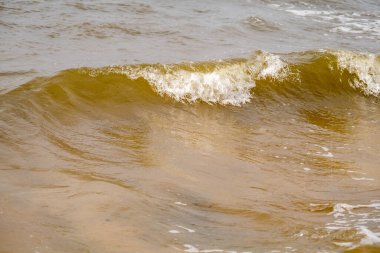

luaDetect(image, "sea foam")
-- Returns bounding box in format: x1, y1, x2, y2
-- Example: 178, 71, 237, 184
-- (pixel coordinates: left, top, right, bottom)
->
112, 52, 289, 106
80, 50, 379, 106
326, 202, 380, 248
333, 51, 380, 96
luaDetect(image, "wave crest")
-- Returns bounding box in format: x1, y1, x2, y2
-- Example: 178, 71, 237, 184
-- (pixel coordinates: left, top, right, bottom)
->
333, 51, 380, 96
82, 52, 289, 105
4, 50, 379, 108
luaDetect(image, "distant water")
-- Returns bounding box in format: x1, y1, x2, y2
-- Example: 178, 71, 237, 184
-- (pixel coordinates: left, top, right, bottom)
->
1, 0, 379, 91
0, 1, 379, 253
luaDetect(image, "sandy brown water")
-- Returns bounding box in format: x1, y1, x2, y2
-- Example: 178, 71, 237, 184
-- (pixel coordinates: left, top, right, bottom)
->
1, 1, 380, 253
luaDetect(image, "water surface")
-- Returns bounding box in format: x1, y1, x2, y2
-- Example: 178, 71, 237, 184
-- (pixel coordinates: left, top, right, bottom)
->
0, 1, 380, 253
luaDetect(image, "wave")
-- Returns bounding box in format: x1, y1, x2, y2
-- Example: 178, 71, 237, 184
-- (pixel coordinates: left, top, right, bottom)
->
1, 50, 379, 109
78, 51, 290, 106
327, 202, 380, 248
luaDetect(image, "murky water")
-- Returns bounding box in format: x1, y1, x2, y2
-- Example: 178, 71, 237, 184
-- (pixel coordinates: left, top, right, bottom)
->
1, 1, 379, 253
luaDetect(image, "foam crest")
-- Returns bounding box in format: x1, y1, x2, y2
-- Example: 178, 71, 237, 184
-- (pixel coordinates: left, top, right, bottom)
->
128, 63, 255, 106
77, 50, 379, 106
95, 52, 289, 106
334, 51, 380, 96
256, 53, 289, 80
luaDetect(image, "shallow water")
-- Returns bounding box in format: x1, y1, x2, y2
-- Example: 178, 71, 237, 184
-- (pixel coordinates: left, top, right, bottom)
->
0, 1, 380, 253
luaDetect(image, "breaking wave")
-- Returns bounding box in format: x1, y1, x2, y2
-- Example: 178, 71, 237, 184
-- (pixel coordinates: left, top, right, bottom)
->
1, 50, 379, 108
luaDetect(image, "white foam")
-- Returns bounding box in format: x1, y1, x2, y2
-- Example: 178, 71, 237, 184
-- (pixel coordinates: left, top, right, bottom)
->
256, 53, 288, 80
82, 50, 379, 105
326, 202, 380, 248
329, 203, 380, 218
315, 145, 334, 157
182, 244, 253, 253
175, 201, 188, 206
176, 225, 195, 233
184, 244, 199, 253
320, 152, 334, 158
286, 8, 380, 39
351, 177, 375, 181
121, 63, 255, 106
358, 226, 380, 245
92, 52, 289, 106
286, 10, 333, 17
183, 245, 224, 253
169, 230, 180, 234
333, 51, 380, 97
333, 242, 353, 247
332, 26, 363, 34
330, 19, 380, 38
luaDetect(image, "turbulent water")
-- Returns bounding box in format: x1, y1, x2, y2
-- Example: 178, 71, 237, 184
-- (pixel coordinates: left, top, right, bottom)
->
1, 1, 380, 253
